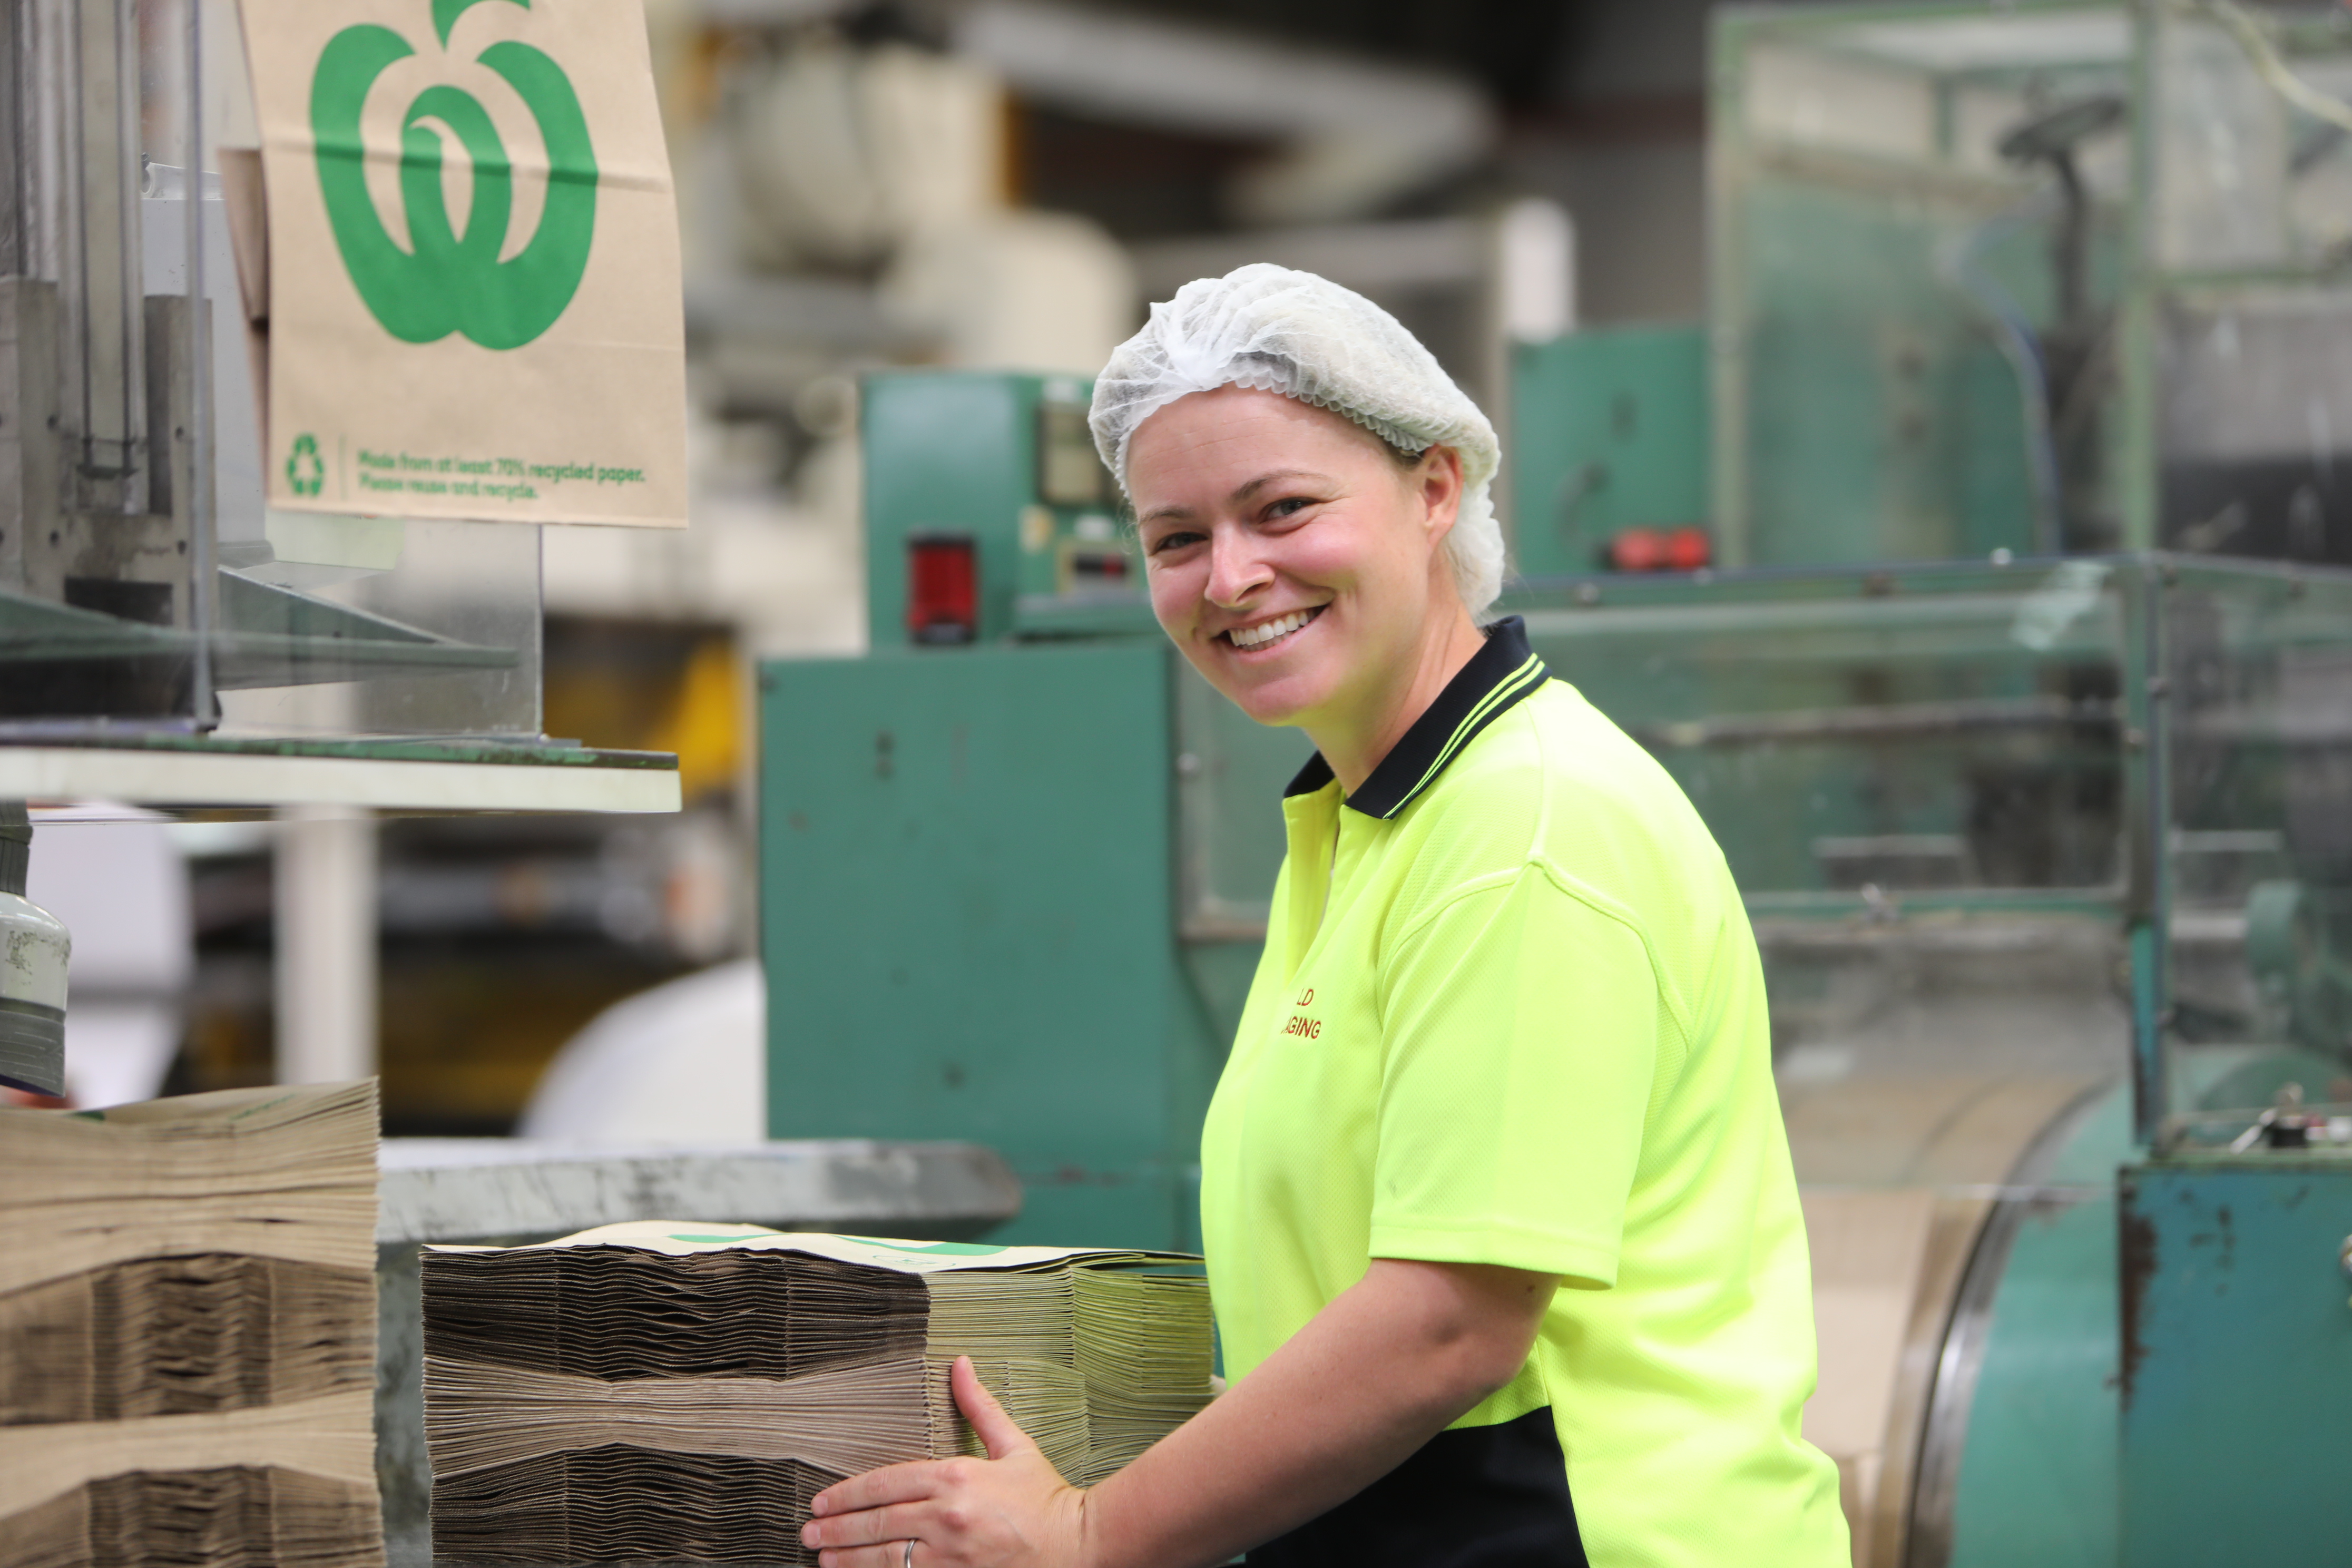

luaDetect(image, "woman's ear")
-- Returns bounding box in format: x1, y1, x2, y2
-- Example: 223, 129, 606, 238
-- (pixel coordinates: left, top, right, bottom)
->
1416, 446, 1465, 544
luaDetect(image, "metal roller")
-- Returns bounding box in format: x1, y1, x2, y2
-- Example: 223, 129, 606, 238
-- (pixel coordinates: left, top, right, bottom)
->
1791, 1073, 2125, 1568
1765, 916, 2133, 1568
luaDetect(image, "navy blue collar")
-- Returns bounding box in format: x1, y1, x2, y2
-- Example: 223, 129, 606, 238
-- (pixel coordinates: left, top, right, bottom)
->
1283, 616, 1550, 820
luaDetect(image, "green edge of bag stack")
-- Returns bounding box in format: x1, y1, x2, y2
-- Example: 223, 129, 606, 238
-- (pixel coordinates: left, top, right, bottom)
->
422, 1222, 1216, 1567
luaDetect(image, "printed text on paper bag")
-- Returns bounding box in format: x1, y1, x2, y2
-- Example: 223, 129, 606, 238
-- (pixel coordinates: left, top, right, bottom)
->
354, 447, 649, 502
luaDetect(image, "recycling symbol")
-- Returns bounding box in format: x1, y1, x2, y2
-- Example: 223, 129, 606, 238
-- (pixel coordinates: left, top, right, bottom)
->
287, 434, 327, 497
310, 0, 598, 350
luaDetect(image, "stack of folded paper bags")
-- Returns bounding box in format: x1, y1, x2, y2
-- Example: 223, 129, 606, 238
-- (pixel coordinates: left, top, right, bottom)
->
422, 1223, 1214, 1566
0, 1082, 385, 1568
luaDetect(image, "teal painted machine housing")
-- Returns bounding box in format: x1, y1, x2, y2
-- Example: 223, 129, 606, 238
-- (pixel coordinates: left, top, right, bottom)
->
760, 642, 1236, 1251
1925, 1084, 2352, 1568
1508, 324, 1710, 577
1719, 177, 2065, 567
1705, 4, 2121, 569
860, 370, 1129, 648
2116, 1153, 2352, 1566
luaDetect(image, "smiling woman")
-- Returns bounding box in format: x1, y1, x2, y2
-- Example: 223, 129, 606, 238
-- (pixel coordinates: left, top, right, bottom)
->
1124, 385, 1485, 792
796, 267, 1850, 1568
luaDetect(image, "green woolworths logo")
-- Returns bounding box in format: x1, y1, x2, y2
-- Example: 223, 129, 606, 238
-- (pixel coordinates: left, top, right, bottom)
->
311, 0, 596, 350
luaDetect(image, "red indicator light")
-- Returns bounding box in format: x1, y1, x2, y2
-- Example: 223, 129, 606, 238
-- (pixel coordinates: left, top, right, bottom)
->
907, 533, 978, 644
1664, 525, 1712, 572
1607, 527, 1667, 572
1606, 526, 1712, 574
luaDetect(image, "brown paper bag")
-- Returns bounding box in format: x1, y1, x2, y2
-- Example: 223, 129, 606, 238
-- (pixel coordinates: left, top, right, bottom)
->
236, 0, 686, 527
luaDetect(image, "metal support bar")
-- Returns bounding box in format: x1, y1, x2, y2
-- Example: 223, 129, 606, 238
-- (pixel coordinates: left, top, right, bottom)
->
182, 0, 215, 725
2122, 559, 2174, 1146
273, 802, 377, 1085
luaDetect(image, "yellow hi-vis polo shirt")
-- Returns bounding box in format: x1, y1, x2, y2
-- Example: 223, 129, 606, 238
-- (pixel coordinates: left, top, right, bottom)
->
1201, 617, 1847, 1568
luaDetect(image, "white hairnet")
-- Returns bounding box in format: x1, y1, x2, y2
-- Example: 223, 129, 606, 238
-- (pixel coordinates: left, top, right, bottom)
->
1089, 263, 1506, 616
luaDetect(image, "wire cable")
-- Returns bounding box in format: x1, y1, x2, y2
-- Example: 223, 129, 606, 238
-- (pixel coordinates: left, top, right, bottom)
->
2191, 0, 2352, 138
1942, 195, 2067, 555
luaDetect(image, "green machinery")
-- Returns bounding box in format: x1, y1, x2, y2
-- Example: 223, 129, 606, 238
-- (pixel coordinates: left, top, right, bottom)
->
761, 4, 2352, 1562
1485, 557, 2352, 1567
1521, 9, 2352, 1561
1521, 1, 2352, 579
1511, 324, 1711, 576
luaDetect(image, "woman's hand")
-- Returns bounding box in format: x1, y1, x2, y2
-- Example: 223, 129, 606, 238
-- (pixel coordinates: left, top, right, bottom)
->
801, 1356, 1089, 1568
805, 1260, 1553, 1568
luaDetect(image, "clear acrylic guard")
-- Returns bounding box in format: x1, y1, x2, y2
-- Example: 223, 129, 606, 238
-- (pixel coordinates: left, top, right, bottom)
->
0, 0, 543, 739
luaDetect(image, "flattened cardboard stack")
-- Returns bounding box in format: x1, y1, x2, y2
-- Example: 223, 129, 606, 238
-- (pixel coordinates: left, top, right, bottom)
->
0, 1082, 384, 1568
423, 1223, 1214, 1566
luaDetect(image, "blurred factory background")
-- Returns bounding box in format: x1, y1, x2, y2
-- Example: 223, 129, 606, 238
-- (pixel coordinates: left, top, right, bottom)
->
20, 2, 2352, 1560
64, 0, 1700, 1133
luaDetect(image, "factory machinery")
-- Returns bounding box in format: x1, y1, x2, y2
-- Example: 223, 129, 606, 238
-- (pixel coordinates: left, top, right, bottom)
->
762, 5, 2352, 1565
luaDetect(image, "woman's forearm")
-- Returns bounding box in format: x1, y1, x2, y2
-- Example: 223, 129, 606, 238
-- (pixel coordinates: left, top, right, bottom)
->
1076, 1259, 1556, 1568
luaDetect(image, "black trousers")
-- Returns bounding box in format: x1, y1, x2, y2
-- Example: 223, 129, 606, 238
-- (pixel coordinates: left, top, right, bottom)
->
1242, 1407, 1590, 1567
